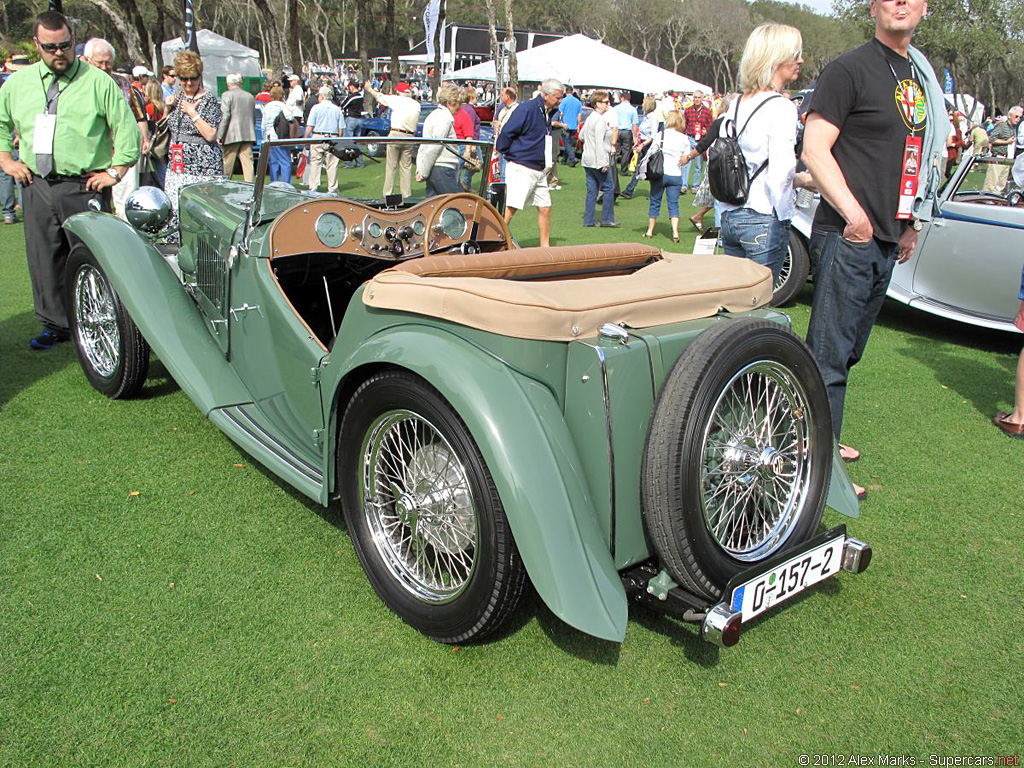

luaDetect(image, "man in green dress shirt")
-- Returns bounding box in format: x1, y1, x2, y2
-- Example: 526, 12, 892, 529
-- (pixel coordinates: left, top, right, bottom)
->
0, 11, 139, 350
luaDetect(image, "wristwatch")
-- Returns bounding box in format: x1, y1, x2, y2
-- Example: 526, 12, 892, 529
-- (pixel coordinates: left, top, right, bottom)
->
911, 219, 924, 231
106, 168, 121, 182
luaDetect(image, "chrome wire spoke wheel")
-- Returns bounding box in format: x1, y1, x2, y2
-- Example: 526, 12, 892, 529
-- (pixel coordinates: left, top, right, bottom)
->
700, 360, 813, 562
775, 248, 792, 292
361, 409, 478, 603
73, 265, 120, 378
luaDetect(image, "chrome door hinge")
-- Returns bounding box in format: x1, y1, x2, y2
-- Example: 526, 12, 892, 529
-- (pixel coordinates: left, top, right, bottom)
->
310, 366, 321, 384
312, 428, 323, 447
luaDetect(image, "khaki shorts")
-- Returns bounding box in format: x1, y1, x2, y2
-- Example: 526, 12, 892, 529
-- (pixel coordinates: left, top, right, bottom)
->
505, 161, 551, 209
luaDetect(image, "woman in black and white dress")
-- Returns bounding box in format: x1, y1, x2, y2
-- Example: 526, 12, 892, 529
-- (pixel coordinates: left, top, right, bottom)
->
163, 50, 223, 240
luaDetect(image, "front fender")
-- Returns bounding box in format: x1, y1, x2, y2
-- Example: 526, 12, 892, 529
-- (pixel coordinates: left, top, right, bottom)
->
332, 325, 628, 642
63, 212, 250, 413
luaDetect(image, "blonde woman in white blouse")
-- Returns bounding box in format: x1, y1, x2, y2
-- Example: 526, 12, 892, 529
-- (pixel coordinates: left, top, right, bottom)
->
718, 23, 814, 280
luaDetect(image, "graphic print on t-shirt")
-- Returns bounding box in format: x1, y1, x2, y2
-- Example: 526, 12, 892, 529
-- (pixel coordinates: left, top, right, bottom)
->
894, 78, 927, 132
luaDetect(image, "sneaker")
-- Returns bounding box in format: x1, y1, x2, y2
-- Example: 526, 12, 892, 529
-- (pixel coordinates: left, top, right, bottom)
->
600, 221, 621, 228
3, 213, 16, 225
550, 184, 562, 190
583, 223, 596, 227
29, 328, 68, 351
619, 191, 633, 199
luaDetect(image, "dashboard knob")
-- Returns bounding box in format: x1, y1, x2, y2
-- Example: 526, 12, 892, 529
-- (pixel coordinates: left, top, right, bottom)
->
397, 225, 414, 241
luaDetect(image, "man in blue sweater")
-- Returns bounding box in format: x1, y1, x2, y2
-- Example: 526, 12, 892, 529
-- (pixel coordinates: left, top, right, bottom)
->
495, 78, 564, 247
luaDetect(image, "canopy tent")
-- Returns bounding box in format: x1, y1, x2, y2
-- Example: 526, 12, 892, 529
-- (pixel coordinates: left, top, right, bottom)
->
161, 29, 262, 94
444, 34, 710, 94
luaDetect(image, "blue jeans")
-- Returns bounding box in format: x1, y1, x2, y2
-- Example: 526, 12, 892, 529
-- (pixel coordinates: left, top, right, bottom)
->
648, 174, 683, 219
561, 131, 577, 165
720, 207, 790, 283
344, 116, 365, 167
426, 164, 459, 197
269, 145, 292, 183
680, 135, 702, 190
584, 165, 615, 225
1, 147, 19, 216
805, 227, 898, 440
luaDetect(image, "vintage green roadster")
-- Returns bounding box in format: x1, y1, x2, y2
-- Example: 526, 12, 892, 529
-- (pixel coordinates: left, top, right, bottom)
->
63, 135, 869, 648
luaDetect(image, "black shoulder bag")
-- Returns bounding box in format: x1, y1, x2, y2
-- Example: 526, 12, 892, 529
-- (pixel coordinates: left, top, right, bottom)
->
707, 94, 782, 205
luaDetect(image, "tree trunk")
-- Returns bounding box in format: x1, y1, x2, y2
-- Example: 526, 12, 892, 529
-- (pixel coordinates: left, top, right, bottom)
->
80, 0, 146, 63
430, 0, 445, 98
481, 0, 501, 89
356, 0, 372, 113
502, 0, 517, 91
386, 0, 400, 85
251, 0, 286, 68
286, 0, 300, 72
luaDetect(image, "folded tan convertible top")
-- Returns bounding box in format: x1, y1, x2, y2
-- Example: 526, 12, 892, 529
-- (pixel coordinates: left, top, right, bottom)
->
363, 244, 773, 341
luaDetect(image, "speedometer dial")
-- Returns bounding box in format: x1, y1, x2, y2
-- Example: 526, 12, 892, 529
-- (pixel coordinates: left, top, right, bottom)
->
315, 212, 347, 248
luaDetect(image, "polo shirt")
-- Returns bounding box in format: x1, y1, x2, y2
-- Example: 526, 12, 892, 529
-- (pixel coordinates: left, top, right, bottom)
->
614, 100, 638, 131
378, 93, 419, 133
306, 99, 344, 135
0, 58, 139, 175
558, 93, 582, 132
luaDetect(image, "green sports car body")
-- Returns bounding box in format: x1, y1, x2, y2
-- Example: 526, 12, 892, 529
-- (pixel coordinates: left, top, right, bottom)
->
64, 136, 867, 648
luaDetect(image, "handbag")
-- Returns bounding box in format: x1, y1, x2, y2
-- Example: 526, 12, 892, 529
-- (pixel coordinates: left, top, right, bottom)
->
149, 115, 171, 163
137, 153, 159, 188
642, 126, 665, 182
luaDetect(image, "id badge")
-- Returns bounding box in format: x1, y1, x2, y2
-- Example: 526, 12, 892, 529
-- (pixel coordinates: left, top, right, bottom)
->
33, 114, 57, 156
896, 134, 923, 219
170, 143, 185, 174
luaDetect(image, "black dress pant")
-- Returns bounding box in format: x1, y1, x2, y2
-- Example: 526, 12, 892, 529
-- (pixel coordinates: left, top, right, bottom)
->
22, 176, 111, 334
616, 131, 634, 174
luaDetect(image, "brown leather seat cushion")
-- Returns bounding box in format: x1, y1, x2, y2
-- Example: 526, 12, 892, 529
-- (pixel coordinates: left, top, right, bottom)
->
394, 242, 662, 280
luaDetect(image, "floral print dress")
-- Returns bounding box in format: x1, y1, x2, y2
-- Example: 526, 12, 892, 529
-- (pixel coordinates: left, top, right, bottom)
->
163, 92, 223, 241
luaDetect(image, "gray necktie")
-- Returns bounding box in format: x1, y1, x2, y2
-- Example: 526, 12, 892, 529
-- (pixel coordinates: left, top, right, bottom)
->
35, 74, 60, 178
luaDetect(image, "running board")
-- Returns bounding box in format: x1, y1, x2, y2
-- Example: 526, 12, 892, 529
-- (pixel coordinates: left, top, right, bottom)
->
209, 403, 325, 504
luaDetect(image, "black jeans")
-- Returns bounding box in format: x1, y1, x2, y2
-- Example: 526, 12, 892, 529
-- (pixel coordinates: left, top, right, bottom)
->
805, 227, 898, 440
22, 176, 111, 334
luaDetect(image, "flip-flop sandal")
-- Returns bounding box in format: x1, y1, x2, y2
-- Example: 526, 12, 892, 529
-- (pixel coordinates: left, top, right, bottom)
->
853, 483, 868, 501
839, 444, 860, 462
993, 411, 1024, 439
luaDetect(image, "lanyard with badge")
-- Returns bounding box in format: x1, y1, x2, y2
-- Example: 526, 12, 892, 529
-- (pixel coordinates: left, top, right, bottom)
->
876, 40, 924, 220
33, 62, 77, 161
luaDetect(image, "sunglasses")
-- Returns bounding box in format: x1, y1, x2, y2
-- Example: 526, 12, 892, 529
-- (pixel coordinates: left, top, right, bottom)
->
793, 50, 803, 60
178, 75, 200, 82
37, 39, 74, 53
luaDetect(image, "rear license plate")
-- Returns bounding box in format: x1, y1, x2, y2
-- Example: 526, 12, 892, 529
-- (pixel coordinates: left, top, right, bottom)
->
729, 533, 846, 622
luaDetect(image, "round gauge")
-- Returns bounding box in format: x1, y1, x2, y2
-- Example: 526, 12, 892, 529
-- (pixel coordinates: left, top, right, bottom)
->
438, 208, 467, 239
412, 220, 426, 236
315, 212, 347, 248
368, 221, 383, 238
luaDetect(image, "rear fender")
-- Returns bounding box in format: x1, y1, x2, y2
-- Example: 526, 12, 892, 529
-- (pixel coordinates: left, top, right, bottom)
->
63, 212, 250, 413
331, 326, 628, 642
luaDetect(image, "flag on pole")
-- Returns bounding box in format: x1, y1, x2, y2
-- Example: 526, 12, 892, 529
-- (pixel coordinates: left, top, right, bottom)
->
423, 0, 441, 59
943, 68, 954, 95
182, 0, 200, 53
48, 0, 64, 13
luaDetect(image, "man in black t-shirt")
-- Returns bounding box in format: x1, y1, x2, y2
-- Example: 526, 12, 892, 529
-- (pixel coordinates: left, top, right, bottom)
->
802, 0, 942, 501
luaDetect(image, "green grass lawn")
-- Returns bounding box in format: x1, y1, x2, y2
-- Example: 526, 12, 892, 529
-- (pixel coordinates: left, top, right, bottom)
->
1, 167, 1022, 764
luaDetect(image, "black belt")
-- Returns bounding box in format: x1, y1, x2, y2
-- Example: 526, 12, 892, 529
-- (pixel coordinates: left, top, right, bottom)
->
391, 129, 414, 135
312, 133, 339, 136
38, 171, 102, 183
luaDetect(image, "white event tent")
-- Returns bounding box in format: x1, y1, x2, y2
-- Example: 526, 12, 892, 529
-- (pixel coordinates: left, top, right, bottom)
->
161, 30, 262, 94
444, 34, 711, 94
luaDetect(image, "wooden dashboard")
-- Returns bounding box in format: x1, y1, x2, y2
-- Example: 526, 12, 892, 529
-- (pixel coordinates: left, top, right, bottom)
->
267, 193, 513, 261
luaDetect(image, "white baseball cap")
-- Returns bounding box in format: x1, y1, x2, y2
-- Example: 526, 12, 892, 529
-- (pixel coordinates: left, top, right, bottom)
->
132, 65, 152, 77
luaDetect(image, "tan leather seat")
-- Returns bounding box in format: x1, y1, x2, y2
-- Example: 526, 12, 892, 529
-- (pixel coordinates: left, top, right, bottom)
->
365, 248, 773, 342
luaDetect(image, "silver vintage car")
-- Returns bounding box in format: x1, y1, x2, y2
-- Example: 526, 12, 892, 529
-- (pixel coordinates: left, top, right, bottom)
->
779, 153, 1024, 333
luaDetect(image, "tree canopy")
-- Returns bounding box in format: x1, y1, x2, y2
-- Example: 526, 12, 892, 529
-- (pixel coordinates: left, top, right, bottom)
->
3, 0, 1021, 114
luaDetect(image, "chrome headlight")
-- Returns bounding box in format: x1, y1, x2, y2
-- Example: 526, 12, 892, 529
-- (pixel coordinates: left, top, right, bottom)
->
124, 186, 172, 234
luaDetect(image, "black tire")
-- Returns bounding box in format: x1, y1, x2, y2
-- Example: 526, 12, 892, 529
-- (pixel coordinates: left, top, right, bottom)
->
65, 245, 150, 399
642, 319, 832, 601
338, 370, 526, 643
771, 230, 810, 307
363, 131, 384, 158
